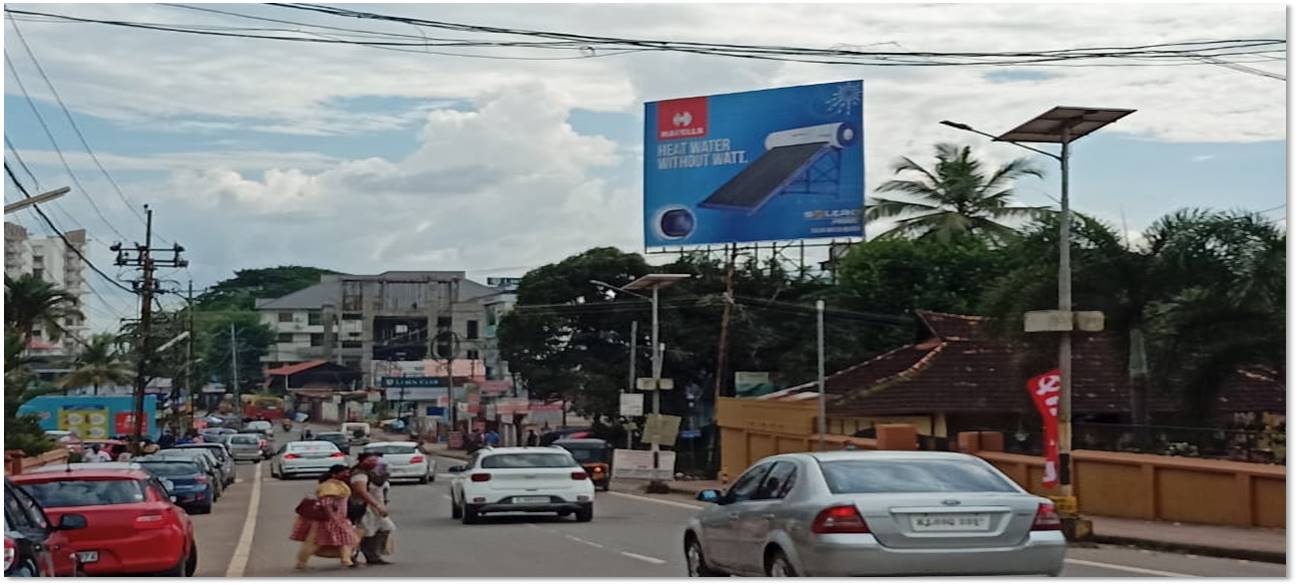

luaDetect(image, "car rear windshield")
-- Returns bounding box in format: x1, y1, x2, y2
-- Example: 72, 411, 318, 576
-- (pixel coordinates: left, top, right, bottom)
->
138, 462, 200, 476
559, 447, 607, 462
363, 445, 416, 455
481, 453, 576, 469
819, 459, 1019, 494
230, 435, 260, 445
317, 433, 345, 441
22, 480, 146, 507
290, 443, 338, 453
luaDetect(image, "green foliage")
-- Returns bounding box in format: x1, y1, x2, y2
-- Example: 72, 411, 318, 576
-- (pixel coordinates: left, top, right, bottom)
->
4, 273, 83, 343
59, 333, 133, 393
196, 265, 338, 311
5, 413, 54, 456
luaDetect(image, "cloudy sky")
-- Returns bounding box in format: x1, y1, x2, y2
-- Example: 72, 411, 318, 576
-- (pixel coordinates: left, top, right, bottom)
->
2, 2, 1286, 333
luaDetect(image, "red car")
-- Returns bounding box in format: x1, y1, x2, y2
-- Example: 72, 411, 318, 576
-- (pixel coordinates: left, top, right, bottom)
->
10, 469, 197, 576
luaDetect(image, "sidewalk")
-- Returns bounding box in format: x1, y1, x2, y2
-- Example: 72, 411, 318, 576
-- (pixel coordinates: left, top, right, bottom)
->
617, 477, 1287, 564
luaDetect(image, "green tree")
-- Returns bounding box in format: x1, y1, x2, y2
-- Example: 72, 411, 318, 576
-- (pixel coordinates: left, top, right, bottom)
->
196, 265, 338, 311
4, 273, 84, 345
5, 327, 55, 455
865, 143, 1048, 243
58, 333, 133, 395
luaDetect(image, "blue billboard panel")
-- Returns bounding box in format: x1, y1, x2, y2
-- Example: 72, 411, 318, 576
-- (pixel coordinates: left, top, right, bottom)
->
644, 81, 865, 247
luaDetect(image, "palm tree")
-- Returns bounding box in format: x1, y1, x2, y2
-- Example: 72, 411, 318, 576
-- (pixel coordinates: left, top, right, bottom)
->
59, 333, 133, 396
865, 143, 1049, 243
4, 273, 83, 346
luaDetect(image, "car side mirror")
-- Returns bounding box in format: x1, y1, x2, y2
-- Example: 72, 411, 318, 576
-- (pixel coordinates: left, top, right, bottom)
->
56, 514, 87, 530
447, 465, 466, 473
697, 489, 721, 503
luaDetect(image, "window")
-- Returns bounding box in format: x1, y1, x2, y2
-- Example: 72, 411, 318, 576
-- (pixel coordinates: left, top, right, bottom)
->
466, 349, 480, 360
310, 334, 324, 347
32, 268, 42, 280
466, 320, 479, 340
754, 461, 798, 500
21, 480, 146, 508
4, 489, 35, 530
436, 316, 452, 330
139, 462, 201, 476
362, 444, 417, 455
725, 462, 774, 504
342, 341, 362, 349
9, 485, 48, 530
277, 333, 294, 343
819, 459, 1019, 494
308, 311, 322, 326
481, 453, 577, 469
486, 306, 498, 327
278, 312, 294, 323
342, 313, 362, 321
32, 255, 43, 264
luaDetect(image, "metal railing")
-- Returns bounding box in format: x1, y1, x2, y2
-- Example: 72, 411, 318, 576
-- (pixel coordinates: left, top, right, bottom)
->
994, 423, 1285, 465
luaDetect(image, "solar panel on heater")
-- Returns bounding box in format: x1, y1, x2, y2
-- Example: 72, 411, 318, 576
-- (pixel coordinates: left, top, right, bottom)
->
698, 142, 831, 213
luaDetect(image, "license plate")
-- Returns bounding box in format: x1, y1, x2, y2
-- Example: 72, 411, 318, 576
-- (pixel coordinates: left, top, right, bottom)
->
910, 513, 990, 532
77, 551, 98, 563
515, 496, 550, 504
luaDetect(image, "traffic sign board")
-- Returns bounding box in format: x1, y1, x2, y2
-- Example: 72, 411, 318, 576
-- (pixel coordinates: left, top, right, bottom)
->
619, 393, 644, 417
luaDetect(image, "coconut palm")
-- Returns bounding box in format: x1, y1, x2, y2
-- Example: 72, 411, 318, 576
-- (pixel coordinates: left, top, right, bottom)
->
4, 273, 83, 346
866, 143, 1049, 244
59, 333, 133, 395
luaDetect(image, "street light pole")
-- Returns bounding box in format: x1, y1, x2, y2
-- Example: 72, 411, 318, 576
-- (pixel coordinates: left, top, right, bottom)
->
816, 300, 826, 452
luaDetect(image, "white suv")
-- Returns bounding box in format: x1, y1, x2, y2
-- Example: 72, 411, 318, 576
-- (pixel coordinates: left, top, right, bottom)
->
448, 447, 595, 524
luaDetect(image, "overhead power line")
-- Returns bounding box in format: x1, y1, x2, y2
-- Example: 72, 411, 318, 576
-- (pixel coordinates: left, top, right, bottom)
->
6, 15, 165, 240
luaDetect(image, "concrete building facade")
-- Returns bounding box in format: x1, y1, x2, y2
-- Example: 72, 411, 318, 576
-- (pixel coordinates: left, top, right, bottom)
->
4, 221, 90, 356
256, 271, 517, 384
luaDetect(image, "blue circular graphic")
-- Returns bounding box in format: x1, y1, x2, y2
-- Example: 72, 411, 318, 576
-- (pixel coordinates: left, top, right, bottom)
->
656, 206, 696, 239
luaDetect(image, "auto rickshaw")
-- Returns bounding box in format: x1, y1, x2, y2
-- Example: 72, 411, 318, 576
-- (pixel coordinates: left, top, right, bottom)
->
552, 437, 612, 491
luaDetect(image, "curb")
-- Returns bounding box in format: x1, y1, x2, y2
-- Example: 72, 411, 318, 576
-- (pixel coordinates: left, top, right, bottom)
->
1091, 534, 1287, 565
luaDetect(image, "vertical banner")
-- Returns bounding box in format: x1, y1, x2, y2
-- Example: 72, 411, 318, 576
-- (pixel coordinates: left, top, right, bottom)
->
1026, 369, 1062, 488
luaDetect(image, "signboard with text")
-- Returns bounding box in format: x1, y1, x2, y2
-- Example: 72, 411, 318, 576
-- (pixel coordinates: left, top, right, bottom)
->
644, 81, 865, 246
613, 449, 677, 480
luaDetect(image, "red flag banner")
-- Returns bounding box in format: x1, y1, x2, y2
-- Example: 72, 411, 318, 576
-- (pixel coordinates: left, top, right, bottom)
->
1026, 369, 1062, 488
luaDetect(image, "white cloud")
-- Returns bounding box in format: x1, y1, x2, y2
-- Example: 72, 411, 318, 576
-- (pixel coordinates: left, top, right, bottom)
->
1192, 154, 1218, 162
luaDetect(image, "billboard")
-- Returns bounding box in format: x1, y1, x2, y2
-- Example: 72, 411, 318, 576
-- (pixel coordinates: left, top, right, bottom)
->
18, 395, 159, 440
644, 81, 864, 247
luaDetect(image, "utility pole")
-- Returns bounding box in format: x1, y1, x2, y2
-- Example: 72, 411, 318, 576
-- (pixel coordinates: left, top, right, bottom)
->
627, 320, 637, 450
185, 280, 195, 433
112, 205, 186, 453
230, 323, 239, 398
816, 300, 827, 452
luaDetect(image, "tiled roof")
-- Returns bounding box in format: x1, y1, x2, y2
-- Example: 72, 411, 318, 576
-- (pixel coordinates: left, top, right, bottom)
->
265, 360, 329, 376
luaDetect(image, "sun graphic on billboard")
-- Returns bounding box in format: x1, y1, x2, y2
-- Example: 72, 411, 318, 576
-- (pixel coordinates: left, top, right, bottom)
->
826, 83, 863, 115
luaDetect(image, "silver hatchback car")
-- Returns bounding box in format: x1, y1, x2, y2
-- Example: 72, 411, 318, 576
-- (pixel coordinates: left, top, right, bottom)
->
683, 451, 1066, 577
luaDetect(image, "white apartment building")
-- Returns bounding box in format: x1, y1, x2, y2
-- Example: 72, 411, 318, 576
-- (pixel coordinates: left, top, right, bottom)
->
4, 221, 90, 356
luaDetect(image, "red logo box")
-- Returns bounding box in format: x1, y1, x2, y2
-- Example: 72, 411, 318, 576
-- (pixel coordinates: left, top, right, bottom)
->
657, 96, 708, 141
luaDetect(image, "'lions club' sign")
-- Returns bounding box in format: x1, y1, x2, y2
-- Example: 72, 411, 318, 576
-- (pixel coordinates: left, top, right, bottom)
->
1027, 369, 1062, 488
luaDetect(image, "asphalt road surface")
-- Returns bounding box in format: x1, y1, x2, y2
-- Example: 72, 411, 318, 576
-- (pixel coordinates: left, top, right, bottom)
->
190, 430, 1286, 578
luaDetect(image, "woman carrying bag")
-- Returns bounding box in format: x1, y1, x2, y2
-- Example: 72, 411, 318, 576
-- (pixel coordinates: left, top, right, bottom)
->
290, 465, 359, 570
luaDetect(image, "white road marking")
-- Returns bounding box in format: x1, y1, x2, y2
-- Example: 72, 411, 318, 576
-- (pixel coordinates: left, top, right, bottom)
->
605, 490, 703, 510
564, 534, 606, 549
441, 494, 453, 500
621, 552, 667, 565
224, 462, 263, 578
1064, 558, 1195, 577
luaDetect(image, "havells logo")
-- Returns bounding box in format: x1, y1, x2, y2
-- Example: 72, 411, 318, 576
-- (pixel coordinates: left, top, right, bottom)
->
657, 96, 708, 140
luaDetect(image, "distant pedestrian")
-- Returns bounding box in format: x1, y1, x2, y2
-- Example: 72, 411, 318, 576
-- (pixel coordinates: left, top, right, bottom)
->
484, 429, 500, 448
89, 445, 112, 463
525, 430, 539, 447
291, 465, 358, 570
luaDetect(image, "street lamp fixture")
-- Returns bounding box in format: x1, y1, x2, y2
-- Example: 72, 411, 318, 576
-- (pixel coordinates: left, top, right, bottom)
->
940, 106, 1134, 518
3, 186, 70, 215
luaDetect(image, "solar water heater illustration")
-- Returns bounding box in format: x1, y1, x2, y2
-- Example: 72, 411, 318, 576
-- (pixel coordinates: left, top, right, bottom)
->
698, 122, 856, 214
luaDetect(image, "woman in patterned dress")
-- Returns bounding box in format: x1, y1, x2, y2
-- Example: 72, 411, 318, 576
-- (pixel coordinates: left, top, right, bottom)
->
291, 465, 358, 569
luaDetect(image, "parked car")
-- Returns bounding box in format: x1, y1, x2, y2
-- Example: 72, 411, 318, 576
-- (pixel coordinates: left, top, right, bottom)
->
226, 434, 265, 462
11, 468, 197, 576
168, 443, 237, 487
551, 438, 612, 491
242, 420, 275, 439
134, 457, 214, 515
270, 441, 346, 480
448, 447, 594, 524
682, 451, 1067, 577
4, 478, 84, 577
198, 428, 236, 443
156, 450, 223, 501
538, 427, 592, 447
314, 432, 351, 455
360, 442, 433, 484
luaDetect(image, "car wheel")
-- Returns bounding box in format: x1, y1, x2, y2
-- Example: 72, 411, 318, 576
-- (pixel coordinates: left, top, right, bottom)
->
197, 502, 213, 515
450, 494, 462, 519
575, 505, 593, 523
766, 549, 797, 577
162, 547, 191, 576
12, 560, 37, 577
685, 535, 725, 577
461, 501, 479, 525
184, 542, 198, 576
419, 474, 430, 485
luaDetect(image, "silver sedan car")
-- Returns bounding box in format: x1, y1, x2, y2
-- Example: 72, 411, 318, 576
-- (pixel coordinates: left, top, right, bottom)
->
683, 451, 1066, 577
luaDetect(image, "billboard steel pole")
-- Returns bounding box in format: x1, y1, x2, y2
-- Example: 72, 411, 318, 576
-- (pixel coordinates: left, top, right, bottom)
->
817, 300, 826, 452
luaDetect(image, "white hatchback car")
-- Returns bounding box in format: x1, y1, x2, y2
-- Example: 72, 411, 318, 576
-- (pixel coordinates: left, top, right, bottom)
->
361, 441, 434, 484
270, 440, 347, 479
448, 447, 595, 524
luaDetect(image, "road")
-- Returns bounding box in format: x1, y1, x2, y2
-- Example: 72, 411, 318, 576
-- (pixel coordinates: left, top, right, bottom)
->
189, 431, 1285, 578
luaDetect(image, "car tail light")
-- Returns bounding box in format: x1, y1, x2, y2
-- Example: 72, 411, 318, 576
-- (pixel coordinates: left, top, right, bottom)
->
259, 440, 267, 449
571, 471, 588, 480
195, 475, 208, 484
329, 452, 345, 459
811, 505, 870, 534
283, 453, 300, 460
1032, 503, 1062, 531
410, 455, 425, 464
470, 473, 491, 482
134, 513, 168, 529
4, 537, 15, 572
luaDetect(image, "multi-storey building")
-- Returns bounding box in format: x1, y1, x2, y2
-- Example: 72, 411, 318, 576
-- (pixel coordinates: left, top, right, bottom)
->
4, 221, 89, 356
256, 271, 517, 384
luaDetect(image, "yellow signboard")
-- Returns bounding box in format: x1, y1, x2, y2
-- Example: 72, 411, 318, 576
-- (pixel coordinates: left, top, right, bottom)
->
60, 407, 111, 440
